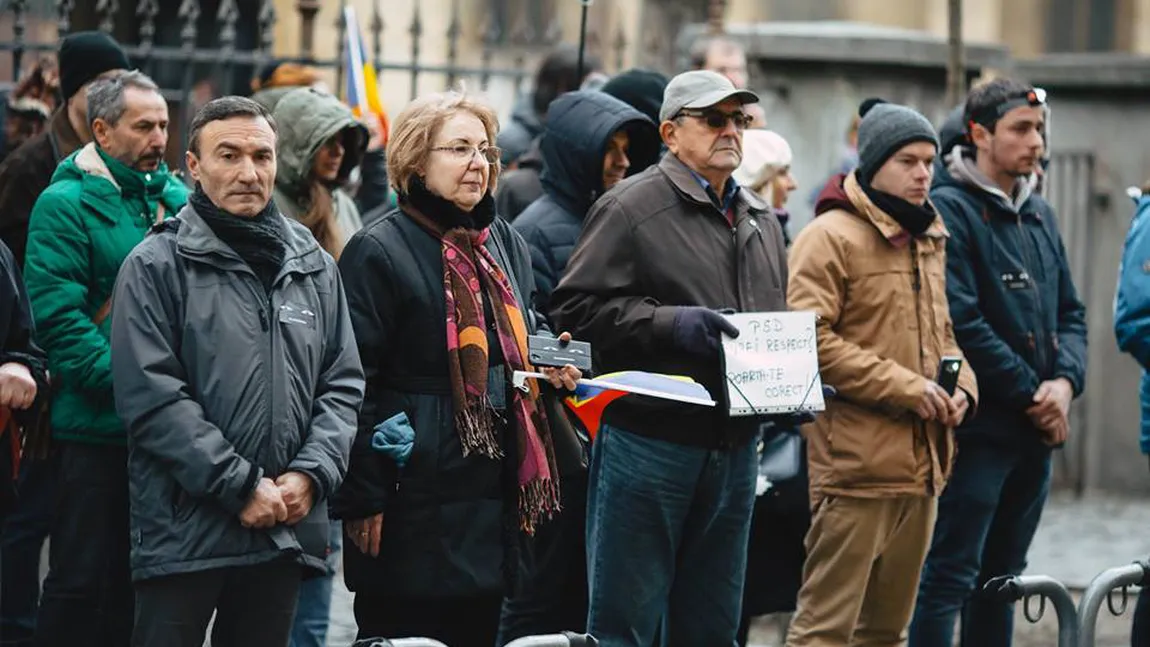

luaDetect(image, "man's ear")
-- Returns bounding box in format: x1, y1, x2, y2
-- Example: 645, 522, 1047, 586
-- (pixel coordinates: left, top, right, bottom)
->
969, 121, 993, 152
659, 121, 678, 155
185, 150, 200, 183
91, 118, 109, 148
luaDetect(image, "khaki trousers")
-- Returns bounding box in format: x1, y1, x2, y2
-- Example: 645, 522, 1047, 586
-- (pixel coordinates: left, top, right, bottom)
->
786, 495, 937, 647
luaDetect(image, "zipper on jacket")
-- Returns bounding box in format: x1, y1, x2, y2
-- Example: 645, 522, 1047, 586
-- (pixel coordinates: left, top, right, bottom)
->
909, 239, 935, 497
244, 279, 276, 468
731, 225, 744, 310
1015, 217, 1049, 375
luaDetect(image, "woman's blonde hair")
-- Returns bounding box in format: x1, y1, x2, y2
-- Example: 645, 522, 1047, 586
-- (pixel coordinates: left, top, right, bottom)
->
387, 88, 501, 197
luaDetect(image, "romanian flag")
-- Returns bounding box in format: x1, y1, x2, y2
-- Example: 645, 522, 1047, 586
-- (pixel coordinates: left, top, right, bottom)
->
343, 6, 389, 145
563, 372, 714, 441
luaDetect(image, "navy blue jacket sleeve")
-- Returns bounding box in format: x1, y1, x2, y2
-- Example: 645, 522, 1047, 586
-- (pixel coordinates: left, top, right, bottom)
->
512, 218, 559, 317
1044, 209, 1088, 394
937, 192, 1042, 410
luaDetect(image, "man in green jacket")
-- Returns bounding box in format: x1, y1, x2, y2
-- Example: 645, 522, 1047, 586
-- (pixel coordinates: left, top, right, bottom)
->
24, 70, 188, 647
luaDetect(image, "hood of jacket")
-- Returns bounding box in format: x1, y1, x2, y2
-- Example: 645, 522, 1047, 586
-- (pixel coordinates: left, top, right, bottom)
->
814, 172, 854, 217
539, 90, 660, 217
272, 88, 368, 194
250, 86, 295, 114
938, 147, 1036, 214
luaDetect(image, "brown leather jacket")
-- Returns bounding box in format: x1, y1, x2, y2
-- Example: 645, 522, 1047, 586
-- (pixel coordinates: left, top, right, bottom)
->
551, 153, 789, 448
0, 109, 83, 267
788, 172, 978, 504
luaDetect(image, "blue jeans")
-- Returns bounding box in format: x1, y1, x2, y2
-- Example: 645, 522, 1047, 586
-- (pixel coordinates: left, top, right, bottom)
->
0, 456, 57, 646
585, 425, 758, 647
909, 440, 1052, 647
290, 522, 341, 647
1134, 587, 1150, 647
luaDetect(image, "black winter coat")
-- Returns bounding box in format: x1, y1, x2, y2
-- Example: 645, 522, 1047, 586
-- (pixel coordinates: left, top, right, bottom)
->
513, 91, 659, 316
332, 205, 552, 599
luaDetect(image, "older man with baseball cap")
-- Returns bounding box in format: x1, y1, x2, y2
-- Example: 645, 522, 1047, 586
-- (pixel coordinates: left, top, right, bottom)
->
551, 70, 790, 646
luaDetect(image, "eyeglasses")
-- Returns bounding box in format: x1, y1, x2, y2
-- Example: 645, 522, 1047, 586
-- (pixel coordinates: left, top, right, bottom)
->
431, 144, 501, 165
676, 108, 753, 131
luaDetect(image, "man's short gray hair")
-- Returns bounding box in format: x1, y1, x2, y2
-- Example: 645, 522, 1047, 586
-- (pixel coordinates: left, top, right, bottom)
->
86, 70, 161, 129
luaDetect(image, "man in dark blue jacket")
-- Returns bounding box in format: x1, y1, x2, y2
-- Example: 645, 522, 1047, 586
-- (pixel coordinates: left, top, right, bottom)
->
512, 90, 660, 315
910, 78, 1088, 647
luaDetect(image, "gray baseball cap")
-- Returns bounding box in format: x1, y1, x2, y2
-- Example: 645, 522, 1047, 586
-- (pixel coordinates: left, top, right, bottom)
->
659, 70, 760, 123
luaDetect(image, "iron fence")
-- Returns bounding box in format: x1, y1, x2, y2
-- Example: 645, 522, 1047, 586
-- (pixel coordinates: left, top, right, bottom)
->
0, 0, 640, 154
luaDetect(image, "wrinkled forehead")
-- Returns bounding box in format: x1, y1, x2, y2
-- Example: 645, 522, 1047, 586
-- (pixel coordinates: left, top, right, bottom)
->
433, 111, 490, 145
203, 115, 277, 151
121, 87, 169, 116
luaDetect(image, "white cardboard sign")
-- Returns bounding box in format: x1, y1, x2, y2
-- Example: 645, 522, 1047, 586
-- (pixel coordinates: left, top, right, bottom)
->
721, 311, 825, 416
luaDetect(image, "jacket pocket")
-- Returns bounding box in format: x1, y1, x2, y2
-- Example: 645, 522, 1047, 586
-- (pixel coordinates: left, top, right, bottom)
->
828, 401, 916, 490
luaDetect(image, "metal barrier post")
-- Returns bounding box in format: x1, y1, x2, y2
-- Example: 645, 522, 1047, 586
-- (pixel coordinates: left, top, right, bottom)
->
1078, 561, 1150, 647
983, 575, 1078, 647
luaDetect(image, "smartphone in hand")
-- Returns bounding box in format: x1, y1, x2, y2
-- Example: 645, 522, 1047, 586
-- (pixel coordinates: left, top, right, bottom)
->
937, 356, 963, 396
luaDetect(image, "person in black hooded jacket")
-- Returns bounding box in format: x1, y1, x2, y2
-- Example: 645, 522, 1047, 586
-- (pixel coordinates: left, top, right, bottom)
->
497, 90, 658, 644
512, 91, 660, 316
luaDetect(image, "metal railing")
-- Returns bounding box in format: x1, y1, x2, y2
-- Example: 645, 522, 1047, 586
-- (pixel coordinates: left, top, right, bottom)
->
1077, 560, 1150, 647
983, 574, 1079, 647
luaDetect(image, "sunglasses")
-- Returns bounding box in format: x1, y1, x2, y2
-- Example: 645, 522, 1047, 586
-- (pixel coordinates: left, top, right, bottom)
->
676, 108, 753, 131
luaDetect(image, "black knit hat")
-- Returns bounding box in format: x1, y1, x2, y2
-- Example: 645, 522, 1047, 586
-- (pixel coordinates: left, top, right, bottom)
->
601, 68, 670, 126
58, 31, 130, 101
856, 98, 939, 185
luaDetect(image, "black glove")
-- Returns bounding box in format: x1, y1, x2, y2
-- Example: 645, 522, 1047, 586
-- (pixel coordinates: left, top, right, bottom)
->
671, 306, 740, 358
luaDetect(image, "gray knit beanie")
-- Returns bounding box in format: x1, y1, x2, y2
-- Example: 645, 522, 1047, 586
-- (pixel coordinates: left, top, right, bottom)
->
856, 98, 939, 185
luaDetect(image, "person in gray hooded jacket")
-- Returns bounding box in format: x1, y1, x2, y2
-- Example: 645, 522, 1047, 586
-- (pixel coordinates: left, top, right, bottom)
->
110, 96, 365, 647
272, 87, 369, 261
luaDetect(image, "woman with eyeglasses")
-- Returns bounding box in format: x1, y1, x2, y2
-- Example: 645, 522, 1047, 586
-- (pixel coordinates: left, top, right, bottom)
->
331, 89, 581, 646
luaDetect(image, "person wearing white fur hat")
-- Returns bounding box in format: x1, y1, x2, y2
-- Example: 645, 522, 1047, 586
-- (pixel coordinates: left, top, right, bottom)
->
734, 129, 798, 245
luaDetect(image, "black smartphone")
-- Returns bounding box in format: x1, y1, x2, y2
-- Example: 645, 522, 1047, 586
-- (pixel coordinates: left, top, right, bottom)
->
937, 356, 963, 396
527, 335, 593, 373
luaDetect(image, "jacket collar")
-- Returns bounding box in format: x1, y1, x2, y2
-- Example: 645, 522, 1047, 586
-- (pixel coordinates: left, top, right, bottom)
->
72, 142, 185, 222
175, 203, 325, 280
658, 152, 768, 217
843, 170, 948, 246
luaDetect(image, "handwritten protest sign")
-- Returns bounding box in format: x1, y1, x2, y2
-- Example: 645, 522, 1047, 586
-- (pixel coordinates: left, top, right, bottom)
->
721, 311, 825, 416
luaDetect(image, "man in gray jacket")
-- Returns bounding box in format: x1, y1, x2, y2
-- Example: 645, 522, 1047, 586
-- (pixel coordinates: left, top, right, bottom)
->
110, 95, 364, 646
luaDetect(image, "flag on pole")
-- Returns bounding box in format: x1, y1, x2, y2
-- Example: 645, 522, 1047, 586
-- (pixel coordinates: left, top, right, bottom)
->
343, 6, 389, 145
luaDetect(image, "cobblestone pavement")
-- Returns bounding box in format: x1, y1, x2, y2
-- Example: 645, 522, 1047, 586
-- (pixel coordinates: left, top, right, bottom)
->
325, 492, 1150, 646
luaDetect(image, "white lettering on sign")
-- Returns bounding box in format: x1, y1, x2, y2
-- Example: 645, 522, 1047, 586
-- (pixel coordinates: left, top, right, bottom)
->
721, 311, 825, 416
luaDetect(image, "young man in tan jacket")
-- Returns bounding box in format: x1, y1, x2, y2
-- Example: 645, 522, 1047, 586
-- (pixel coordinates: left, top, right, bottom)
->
785, 99, 978, 647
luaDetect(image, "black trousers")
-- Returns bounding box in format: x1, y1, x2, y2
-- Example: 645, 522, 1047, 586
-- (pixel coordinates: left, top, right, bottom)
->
497, 471, 589, 645
34, 442, 132, 647
355, 591, 503, 647
132, 560, 303, 647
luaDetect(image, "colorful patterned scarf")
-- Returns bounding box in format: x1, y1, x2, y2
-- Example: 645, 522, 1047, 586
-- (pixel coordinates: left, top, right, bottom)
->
401, 182, 560, 533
